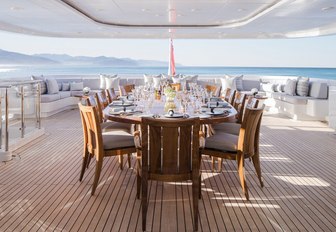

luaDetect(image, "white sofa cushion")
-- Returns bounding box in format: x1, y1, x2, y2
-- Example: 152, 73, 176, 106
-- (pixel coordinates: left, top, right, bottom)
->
70, 82, 83, 91
309, 82, 328, 99
46, 78, 59, 94
284, 79, 297, 96
296, 77, 309, 96
41, 93, 61, 103
62, 82, 70, 91
59, 91, 71, 99
31, 75, 47, 94
105, 76, 119, 89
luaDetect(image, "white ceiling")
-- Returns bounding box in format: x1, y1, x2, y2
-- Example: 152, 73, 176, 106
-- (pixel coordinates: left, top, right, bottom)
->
0, 0, 336, 39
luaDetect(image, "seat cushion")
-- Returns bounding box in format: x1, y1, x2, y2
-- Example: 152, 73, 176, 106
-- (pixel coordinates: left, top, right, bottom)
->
205, 132, 238, 152
213, 123, 240, 135
309, 82, 328, 99
102, 131, 135, 150
101, 121, 132, 133
59, 91, 71, 99
41, 94, 60, 103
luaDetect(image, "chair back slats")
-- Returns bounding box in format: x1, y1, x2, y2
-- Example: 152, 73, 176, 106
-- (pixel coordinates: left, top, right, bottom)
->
171, 83, 181, 91
224, 88, 236, 104
162, 126, 179, 174
149, 125, 162, 173
234, 92, 247, 123
179, 125, 192, 173
141, 117, 200, 180
105, 88, 118, 103
119, 84, 135, 96
78, 103, 103, 159
238, 106, 264, 157
97, 91, 108, 108
246, 96, 259, 109
86, 93, 104, 123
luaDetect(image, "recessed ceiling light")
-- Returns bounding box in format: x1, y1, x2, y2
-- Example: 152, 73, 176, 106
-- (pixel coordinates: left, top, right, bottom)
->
190, 8, 200, 12
237, 8, 246, 12
141, 8, 149, 12
321, 6, 334, 11
10, 6, 24, 10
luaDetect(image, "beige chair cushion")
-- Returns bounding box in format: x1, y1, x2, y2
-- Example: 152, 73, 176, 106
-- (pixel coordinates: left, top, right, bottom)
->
205, 132, 238, 152
213, 123, 240, 135
101, 121, 132, 133
102, 131, 135, 150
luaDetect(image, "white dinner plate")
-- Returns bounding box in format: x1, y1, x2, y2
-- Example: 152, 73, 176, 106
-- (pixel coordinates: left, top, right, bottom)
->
164, 113, 184, 118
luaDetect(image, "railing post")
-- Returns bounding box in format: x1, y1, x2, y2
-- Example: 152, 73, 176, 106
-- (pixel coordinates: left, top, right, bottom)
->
36, 83, 41, 129
5, 88, 9, 151
0, 92, 2, 149
20, 86, 25, 138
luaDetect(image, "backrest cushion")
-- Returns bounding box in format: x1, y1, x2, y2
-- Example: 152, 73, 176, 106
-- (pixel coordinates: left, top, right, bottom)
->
31, 75, 47, 94
46, 78, 59, 94
234, 75, 244, 91
105, 75, 119, 89
83, 79, 100, 90
284, 79, 297, 96
62, 82, 70, 91
144, 74, 153, 84
309, 82, 328, 99
296, 77, 310, 96
242, 80, 260, 91
70, 82, 84, 91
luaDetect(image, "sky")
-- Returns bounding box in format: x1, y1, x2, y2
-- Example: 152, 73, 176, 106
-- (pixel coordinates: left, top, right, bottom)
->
0, 31, 336, 68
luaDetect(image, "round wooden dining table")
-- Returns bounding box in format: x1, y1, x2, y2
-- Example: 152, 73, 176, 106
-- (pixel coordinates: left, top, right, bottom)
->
103, 100, 237, 125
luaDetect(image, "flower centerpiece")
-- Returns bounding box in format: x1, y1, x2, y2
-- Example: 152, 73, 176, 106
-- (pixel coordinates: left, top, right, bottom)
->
164, 86, 176, 98
164, 86, 177, 112
83, 87, 91, 95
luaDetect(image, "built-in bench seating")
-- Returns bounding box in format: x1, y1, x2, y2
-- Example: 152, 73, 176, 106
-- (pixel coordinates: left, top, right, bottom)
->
36, 75, 330, 121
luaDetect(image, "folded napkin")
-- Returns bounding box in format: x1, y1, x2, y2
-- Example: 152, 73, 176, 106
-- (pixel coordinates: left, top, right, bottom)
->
109, 106, 136, 113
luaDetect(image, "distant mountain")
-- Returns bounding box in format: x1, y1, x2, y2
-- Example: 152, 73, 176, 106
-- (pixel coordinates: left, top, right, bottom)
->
0, 49, 59, 65
0, 49, 169, 66
35, 53, 168, 66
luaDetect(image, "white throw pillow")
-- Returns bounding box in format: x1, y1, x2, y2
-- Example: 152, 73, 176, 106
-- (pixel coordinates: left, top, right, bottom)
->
220, 74, 236, 91
144, 74, 153, 84
70, 82, 84, 91
234, 75, 244, 91
153, 76, 162, 88
46, 78, 59, 94
284, 79, 297, 96
105, 75, 119, 89
99, 74, 106, 89
296, 77, 309, 96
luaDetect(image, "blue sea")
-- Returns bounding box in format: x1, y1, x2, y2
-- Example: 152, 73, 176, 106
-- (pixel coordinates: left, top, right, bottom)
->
1, 65, 336, 80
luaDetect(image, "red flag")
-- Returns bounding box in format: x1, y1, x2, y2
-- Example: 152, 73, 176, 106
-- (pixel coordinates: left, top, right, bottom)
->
168, 38, 176, 75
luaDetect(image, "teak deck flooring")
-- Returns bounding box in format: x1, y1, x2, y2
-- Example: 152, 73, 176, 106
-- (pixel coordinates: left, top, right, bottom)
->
0, 109, 335, 232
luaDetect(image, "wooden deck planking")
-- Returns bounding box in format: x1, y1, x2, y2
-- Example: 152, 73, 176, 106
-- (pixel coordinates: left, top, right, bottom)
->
0, 109, 335, 231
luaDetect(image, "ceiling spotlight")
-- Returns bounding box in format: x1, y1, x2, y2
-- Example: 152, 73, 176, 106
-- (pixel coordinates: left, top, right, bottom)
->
321, 6, 335, 11
141, 8, 149, 12
10, 6, 24, 10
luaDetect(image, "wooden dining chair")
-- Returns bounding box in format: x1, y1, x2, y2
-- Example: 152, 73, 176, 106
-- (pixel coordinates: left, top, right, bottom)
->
233, 91, 247, 124
78, 103, 136, 195
214, 96, 259, 135
105, 88, 118, 104
224, 88, 236, 105
201, 105, 265, 200
205, 84, 221, 97
86, 94, 133, 169
171, 83, 181, 91
134, 117, 201, 231
119, 84, 135, 96
212, 96, 259, 170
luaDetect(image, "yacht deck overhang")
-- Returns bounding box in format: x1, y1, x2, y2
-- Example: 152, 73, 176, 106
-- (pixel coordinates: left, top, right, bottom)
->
0, 0, 336, 39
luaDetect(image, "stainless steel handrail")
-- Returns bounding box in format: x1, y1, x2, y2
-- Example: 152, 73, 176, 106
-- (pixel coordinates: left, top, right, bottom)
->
0, 80, 42, 151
